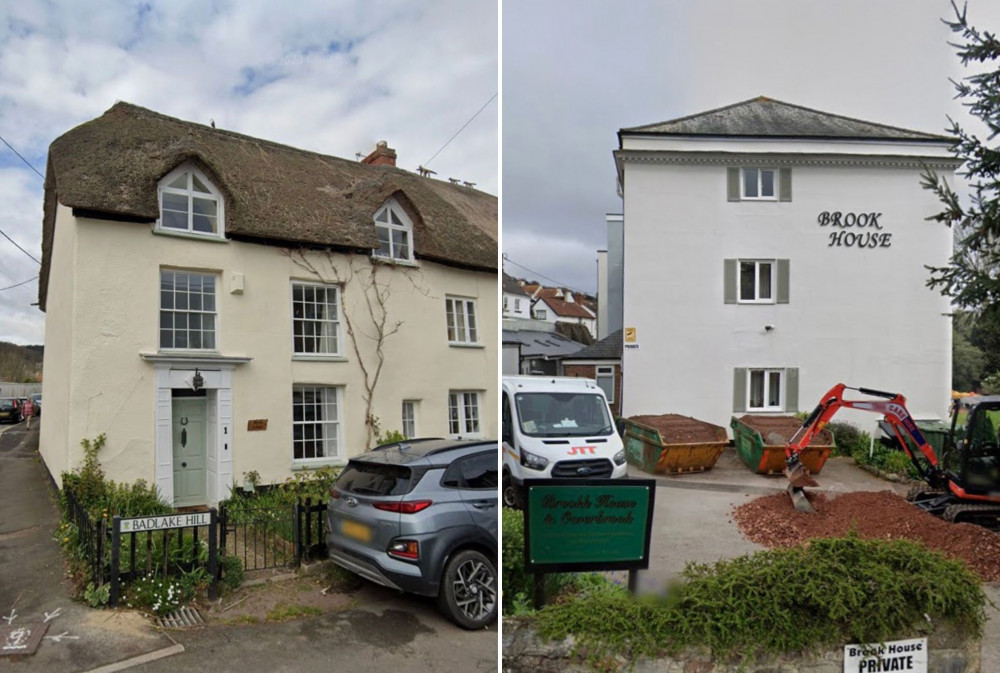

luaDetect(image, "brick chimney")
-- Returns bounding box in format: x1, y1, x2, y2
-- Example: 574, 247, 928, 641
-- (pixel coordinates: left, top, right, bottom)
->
361, 140, 396, 167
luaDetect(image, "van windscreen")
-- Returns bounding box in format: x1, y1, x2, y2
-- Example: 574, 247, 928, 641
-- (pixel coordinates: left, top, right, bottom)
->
514, 392, 613, 438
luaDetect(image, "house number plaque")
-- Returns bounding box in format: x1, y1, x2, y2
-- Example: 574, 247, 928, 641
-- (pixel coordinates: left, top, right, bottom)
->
247, 419, 268, 431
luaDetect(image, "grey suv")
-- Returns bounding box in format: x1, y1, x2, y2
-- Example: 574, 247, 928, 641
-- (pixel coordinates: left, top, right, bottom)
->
326, 438, 498, 629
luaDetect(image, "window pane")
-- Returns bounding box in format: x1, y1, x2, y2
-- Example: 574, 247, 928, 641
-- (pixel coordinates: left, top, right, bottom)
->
758, 263, 772, 300
768, 372, 782, 407
760, 170, 775, 197
740, 262, 756, 301
466, 303, 477, 342
191, 174, 211, 194
376, 225, 391, 257
162, 211, 187, 230
743, 168, 758, 198
192, 197, 216, 217
390, 208, 403, 225
375, 209, 388, 223
167, 174, 187, 189
392, 229, 409, 260
162, 192, 189, 213
749, 371, 764, 408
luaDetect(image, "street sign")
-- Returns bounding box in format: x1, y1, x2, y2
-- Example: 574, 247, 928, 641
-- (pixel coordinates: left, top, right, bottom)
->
119, 512, 210, 533
523, 478, 655, 573
844, 638, 927, 673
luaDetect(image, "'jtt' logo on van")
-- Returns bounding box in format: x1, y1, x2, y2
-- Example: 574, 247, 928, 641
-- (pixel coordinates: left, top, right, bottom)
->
568, 446, 596, 455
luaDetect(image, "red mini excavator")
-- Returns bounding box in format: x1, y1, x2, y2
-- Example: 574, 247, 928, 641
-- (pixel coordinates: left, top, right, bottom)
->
785, 383, 1000, 526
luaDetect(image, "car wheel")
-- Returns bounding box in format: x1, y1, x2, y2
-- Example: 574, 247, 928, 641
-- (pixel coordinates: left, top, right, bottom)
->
502, 467, 523, 509
437, 550, 497, 629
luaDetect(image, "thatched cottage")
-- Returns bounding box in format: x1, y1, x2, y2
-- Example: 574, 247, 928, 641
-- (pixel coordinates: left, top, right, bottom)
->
38, 102, 497, 507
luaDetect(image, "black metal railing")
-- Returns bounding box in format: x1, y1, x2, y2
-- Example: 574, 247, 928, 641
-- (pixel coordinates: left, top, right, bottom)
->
294, 498, 328, 565
62, 487, 108, 587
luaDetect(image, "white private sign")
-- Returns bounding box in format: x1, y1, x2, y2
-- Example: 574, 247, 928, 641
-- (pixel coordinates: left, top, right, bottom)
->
119, 512, 211, 533
844, 638, 927, 673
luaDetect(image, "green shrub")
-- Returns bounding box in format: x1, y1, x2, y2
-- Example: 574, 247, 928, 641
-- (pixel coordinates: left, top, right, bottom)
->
533, 534, 985, 664
84, 582, 110, 608
502, 507, 527, 612
220, 555, 244, 591
502, 507, 617, 615
827, 421, 869, 458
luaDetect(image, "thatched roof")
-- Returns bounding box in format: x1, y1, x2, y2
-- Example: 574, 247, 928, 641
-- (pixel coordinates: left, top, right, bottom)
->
40, 102, 497, 310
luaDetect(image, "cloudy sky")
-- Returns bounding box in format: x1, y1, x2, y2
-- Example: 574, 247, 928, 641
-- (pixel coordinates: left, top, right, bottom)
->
502, 0, 1000, 295
0, 0, 498, 345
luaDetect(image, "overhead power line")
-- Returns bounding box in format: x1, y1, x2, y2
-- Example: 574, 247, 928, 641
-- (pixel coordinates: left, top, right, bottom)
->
0, 133, 44, 267
0, 275, 38, 292
503, 256, 591, 296
423, 92, 498, 169
0, 228, 40, 265
0, 134, 45, 180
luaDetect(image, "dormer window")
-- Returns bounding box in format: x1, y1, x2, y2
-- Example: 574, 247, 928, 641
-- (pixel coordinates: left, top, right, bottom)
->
157, 165, 224, 238
373, 199, 413, 262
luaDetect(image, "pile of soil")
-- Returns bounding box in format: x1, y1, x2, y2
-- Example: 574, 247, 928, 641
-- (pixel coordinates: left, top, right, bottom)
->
733, 490, 1000, 581
737, 415, 834, 447
628, 414, 726, 444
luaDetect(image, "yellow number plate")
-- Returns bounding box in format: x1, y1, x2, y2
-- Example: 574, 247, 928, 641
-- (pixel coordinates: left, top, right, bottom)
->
340, 519, 373, 543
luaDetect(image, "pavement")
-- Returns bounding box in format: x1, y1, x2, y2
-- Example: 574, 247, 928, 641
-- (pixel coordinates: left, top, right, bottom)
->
625, 446, 1000, 671
0, 422, 496, 673
0, 422, 179, 672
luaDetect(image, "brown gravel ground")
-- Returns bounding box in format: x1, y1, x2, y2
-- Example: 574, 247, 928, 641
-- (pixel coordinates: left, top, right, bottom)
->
733, 489, 1000, 581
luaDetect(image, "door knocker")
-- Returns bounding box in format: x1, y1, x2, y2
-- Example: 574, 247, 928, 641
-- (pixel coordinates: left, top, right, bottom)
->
181, 428, 187, 448
180, 417, 189, 426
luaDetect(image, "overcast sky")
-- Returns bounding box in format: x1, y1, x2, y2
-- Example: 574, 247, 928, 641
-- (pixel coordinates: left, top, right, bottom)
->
502, 0, 1000, 295
0, 0, 497, 345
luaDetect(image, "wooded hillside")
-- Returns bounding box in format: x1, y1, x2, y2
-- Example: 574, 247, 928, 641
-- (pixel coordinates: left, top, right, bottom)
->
0, 342, 43, 382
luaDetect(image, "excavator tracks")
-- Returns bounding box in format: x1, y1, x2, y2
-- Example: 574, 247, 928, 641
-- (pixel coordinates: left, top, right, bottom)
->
942, 503, 1000, 530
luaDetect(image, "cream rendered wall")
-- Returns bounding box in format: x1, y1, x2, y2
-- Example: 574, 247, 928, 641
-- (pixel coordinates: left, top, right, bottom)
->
39, 203, 79, 484
621, 157, 953, 430
45, 204, 497, 490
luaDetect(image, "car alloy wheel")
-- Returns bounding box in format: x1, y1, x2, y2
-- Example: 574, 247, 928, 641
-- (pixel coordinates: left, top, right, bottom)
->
438, 549, 497, 629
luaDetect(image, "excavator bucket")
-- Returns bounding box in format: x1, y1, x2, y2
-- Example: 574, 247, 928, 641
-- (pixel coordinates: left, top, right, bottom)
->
785, 459, 818, 513
785, 462, 819, 489
787, 485, 814, 513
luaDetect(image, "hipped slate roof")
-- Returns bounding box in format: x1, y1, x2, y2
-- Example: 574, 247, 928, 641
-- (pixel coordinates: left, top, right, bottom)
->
620, 96, 952, 142
40, 102, 497, 309
502, 329, 586, 359
564, 330, 622, 361
503, 273, 529, 296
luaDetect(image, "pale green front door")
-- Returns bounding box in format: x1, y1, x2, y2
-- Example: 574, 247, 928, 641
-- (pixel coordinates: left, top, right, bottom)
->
172, 398, 207, 507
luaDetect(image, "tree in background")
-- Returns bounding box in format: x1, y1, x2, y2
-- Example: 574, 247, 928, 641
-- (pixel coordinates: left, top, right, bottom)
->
922, 3, 1000, 390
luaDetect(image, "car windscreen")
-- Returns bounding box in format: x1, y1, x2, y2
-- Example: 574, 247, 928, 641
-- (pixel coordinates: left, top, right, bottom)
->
334, 461, 415, 496
514, 392, 614, 438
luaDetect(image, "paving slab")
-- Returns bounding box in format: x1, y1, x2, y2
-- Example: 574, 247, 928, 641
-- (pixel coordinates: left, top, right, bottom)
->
0, 424, 177, 672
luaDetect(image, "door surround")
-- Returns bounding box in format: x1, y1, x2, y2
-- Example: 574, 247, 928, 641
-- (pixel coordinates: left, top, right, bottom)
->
143, 354, 250, 507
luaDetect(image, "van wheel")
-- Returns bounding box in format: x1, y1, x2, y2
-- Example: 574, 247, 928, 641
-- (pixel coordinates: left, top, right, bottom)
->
502, 467, 523, 509
438, 550, 498, 629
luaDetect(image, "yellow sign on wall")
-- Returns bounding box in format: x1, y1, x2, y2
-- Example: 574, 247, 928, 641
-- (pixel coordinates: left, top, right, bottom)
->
624, 327, 637, 343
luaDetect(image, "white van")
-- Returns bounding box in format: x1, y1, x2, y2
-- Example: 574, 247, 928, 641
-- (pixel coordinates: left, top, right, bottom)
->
501, 376, 626, 508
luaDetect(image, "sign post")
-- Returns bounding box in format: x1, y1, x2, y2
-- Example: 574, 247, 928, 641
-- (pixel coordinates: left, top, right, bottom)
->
523, 478, 656, 608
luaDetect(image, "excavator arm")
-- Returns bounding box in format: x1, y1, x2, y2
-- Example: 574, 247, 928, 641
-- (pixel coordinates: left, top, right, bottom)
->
784, 383, 944, 510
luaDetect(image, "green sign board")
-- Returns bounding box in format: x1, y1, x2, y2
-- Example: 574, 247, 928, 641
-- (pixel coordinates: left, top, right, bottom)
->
524, 478, 656, 573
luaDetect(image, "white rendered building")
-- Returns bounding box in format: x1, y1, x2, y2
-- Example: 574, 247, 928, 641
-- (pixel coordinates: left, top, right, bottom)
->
615, 97, 958, 428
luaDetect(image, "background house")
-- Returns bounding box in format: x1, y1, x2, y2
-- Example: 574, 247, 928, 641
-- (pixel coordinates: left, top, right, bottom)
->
561, 330, 623, 417
502, 273, 531, 319
615, 97, 957, 429
39, 102, 497, 507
